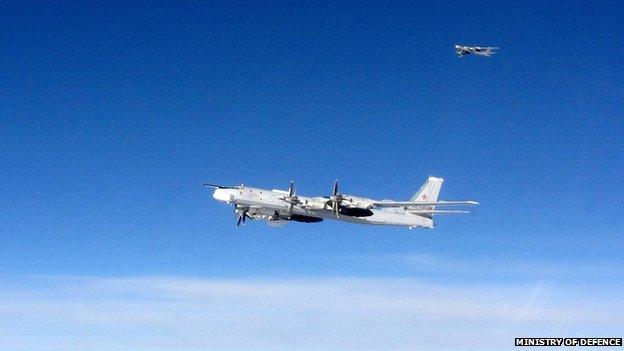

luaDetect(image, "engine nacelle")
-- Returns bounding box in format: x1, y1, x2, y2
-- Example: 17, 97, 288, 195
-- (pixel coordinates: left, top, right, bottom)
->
302, 197, 329, 211
341, 196, 374, 210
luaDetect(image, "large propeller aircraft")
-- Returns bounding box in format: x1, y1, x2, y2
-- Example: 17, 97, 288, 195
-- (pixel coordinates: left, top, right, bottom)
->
455, 44, 498, 57
206, 177, 478, 229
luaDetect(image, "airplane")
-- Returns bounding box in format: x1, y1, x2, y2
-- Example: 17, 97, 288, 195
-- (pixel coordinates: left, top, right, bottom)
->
455, 44, 498, 57
206, 177, 478, 229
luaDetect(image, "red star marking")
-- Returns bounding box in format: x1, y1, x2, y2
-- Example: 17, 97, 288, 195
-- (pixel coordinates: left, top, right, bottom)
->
421, 194, 428, 200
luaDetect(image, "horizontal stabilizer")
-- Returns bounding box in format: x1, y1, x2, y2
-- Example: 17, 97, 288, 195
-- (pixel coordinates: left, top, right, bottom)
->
372, 200, 479, 207
407, 210, 470, 214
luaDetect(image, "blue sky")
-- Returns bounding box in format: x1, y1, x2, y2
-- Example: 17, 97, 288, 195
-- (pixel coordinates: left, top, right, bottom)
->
1, 1, 623, 350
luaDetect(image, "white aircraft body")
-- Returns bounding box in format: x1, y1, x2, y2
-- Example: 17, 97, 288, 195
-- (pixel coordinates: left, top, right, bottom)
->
455, 44, 498, 57
207, 177, 478, 229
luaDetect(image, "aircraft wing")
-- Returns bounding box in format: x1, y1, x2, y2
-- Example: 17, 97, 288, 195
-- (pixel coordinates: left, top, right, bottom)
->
371, 200, 479, 207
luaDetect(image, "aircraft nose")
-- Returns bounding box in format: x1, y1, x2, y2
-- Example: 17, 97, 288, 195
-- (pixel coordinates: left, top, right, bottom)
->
213, 188, 232, 202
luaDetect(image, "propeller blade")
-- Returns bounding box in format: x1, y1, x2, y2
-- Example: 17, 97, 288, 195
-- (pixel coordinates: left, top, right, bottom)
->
288, 181, 295, 197
236, 215, 243, 227
326, 179, 342, 217
235, 206, 249, 227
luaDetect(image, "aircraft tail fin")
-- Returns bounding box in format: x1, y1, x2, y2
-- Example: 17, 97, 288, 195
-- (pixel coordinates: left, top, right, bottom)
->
410, 177, 444, 203
410, 177, 444, 220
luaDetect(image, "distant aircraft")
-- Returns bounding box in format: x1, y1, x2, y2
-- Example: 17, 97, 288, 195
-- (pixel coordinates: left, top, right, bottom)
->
206, 177, 478, 229
455, 44, 498, 57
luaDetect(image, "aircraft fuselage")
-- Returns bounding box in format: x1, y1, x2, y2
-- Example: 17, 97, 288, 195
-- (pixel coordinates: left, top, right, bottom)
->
213, 186, 434, 228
